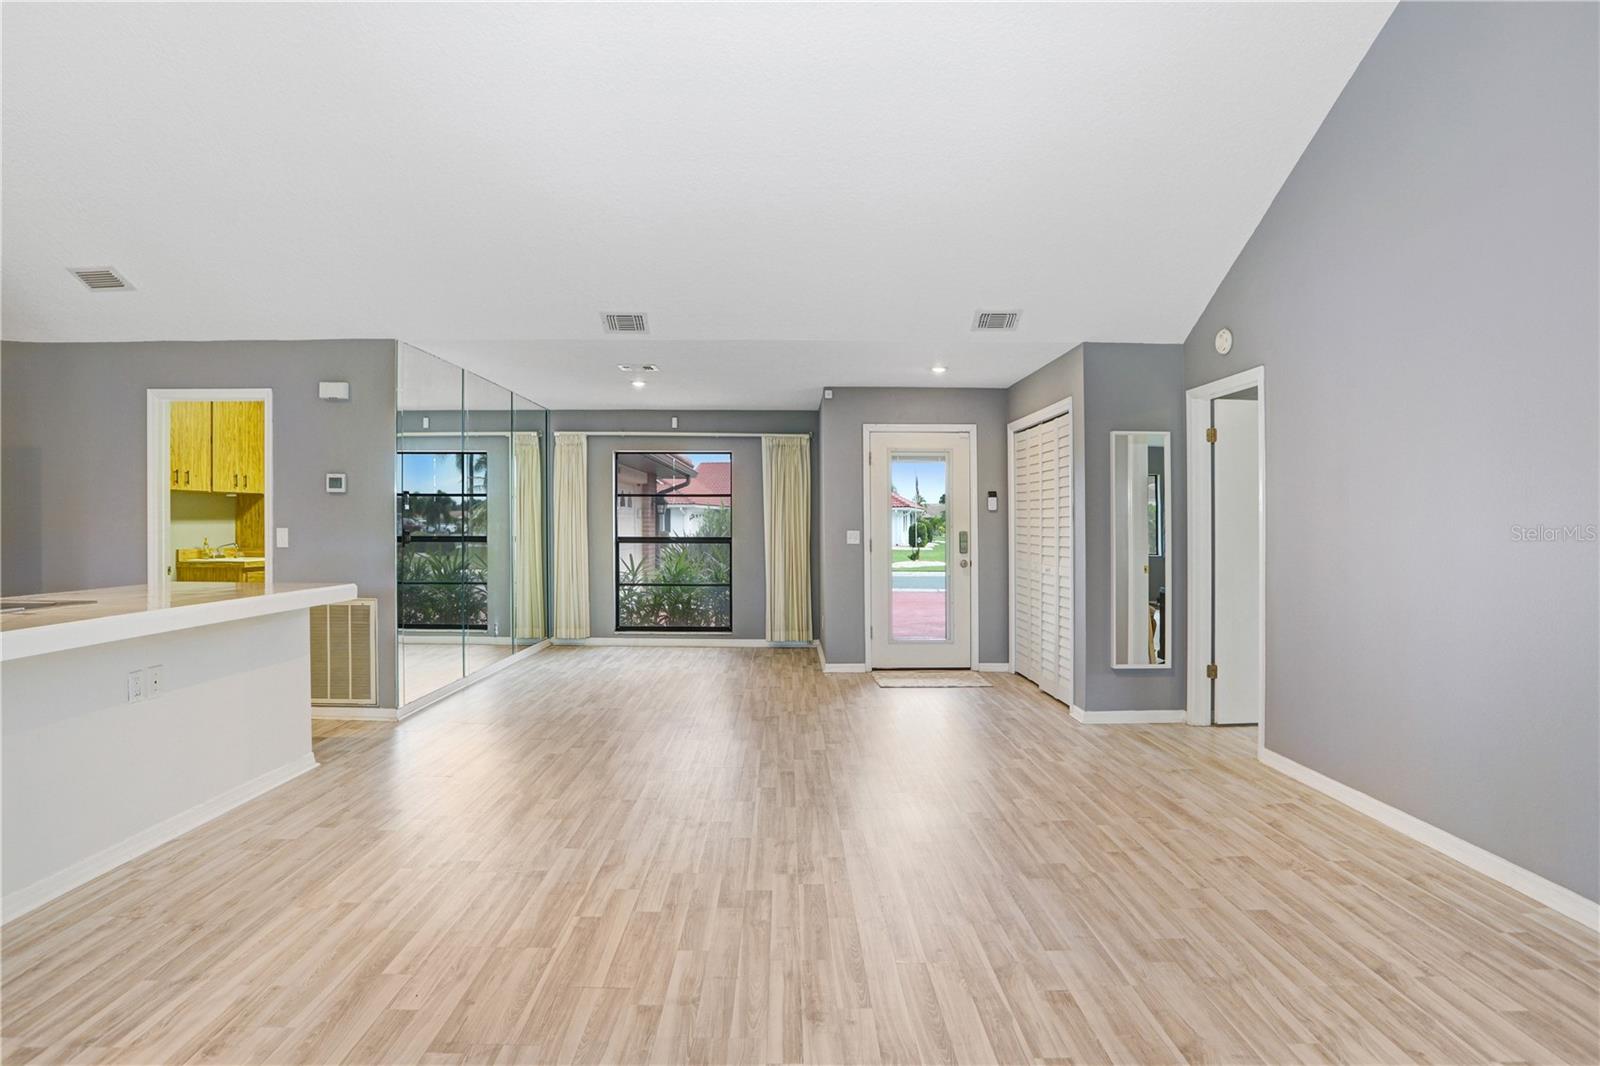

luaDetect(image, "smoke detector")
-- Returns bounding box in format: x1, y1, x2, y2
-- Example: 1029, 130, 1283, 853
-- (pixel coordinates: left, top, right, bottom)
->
603, 313, 649, 334
972, 310, 1020, 331
70, 266, 133, 291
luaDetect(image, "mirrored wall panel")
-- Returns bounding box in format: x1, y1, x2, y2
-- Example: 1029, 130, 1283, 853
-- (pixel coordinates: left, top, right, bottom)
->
395, 346, 551, 708
1110, 430, 1170, 668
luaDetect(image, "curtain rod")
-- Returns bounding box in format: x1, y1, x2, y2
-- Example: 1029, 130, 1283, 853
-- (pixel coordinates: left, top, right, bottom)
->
557, 431, 811, 439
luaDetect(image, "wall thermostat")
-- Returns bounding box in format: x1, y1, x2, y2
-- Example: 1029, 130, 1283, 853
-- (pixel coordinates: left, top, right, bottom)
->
326, 472, 347, 494
1214, 328, 1234, 355
318, 380, 350, 401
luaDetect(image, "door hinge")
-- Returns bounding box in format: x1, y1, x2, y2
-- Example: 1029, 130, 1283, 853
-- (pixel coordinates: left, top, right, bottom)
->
1205, 663, 1218, 680
1205, 427, 1218, 444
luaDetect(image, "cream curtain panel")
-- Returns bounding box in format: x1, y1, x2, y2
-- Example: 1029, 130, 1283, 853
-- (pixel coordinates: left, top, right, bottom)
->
513, 432, 546, 641
552, 432, 590, 640
762, 435, 812, 643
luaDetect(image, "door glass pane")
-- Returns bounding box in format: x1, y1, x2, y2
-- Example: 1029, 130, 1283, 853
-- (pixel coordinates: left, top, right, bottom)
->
888, 453, 949, 642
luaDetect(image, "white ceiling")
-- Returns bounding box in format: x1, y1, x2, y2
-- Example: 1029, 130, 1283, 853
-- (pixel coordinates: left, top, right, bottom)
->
1, 2, 1393, 409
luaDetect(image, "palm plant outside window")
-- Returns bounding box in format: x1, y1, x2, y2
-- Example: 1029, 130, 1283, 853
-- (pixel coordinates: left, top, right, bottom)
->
397, 452, 490, 629
615, 452, 732, 631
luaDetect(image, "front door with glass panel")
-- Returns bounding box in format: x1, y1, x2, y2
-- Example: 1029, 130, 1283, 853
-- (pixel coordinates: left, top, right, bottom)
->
868, 431, 972, 669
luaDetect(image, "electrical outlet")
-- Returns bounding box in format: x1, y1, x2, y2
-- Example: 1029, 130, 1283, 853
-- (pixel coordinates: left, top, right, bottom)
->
126, 669, 144, 702
146, 665, 164, 698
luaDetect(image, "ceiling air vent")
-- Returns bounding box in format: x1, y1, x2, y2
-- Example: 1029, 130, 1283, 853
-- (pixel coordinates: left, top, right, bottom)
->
603, 313, 649, 334
70, 266, 132, 291
972, 310, 1020, 331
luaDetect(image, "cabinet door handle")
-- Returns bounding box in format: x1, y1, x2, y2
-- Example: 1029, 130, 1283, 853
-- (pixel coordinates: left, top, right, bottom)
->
233, 473, 239, 488
184, 469, 190, 486
172, 467, 179, 485
242, 474, 248, 489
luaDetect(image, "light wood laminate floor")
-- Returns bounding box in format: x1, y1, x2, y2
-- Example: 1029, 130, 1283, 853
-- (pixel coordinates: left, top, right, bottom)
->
3, 647, 1596, 1065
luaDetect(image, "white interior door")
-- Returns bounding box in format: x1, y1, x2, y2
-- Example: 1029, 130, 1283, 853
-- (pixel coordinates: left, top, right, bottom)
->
869, 431, 971, 669
1011, 414, 1072, 704
1212, 397, 1261, 724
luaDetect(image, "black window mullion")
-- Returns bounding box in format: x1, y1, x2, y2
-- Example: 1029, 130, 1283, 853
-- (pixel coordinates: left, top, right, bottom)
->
615, 451, 733, 632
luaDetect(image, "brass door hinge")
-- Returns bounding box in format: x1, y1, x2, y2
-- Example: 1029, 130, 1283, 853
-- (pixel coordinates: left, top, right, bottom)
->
1205, 663, 1218, 680
1205, 427, 1218, 444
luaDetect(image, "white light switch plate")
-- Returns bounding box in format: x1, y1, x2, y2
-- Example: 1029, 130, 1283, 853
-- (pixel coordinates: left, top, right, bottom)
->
275, 527, 289, 548
846, 529, 861, 545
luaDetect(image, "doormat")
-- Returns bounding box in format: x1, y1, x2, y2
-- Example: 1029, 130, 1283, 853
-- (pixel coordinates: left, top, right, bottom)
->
872, 671, 991, 688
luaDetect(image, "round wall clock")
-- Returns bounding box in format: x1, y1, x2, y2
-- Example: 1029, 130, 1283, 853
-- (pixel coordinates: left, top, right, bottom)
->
1214, 328, 1233, 355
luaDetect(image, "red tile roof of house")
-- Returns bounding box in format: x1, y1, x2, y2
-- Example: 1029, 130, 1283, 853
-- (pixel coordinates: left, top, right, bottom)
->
889, 490, 924, 511
659, 460, 731, 504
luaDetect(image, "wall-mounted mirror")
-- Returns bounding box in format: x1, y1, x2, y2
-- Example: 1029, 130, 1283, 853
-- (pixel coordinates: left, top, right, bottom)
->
1111, 431, 1170, 668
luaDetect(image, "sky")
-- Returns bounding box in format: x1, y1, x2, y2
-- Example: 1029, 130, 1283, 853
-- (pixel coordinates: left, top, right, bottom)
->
890, 458, 947, 504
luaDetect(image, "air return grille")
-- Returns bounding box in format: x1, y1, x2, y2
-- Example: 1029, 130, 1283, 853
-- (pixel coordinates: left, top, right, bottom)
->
310, 598, 377, 706
603, 313, 649, 333
70, 266, 132, 291
973, 310, 1020, 330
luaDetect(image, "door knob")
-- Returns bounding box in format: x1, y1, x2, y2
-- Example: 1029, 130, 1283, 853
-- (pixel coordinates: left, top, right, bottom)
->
960, 559, 969, 568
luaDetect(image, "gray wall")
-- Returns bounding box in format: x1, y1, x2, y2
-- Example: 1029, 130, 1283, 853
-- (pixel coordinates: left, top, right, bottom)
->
1183, 2, 1599, 899
1, 340, 402, 709
1081, 345, 1186, 712
1006, 344, 1186, 711
549, 410, 819, 641
816, 387, 1010, 665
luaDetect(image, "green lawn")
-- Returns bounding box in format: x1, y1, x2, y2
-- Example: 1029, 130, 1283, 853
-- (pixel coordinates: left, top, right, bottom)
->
892, 538, 946, 565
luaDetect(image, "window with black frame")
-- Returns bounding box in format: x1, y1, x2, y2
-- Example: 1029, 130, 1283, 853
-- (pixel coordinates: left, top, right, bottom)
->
615, 452, 732, 631
397, 452, 490, 630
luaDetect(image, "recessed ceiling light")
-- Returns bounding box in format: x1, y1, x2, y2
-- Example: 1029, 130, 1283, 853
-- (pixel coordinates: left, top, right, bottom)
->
631, 378, 647, 389
931, 365, 948, 375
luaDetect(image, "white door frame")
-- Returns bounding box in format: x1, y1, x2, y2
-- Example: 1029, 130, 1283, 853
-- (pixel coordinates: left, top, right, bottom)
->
146, 388, 275, 591
861, 424, 979, 670
1184, 366, 1265, 747
1005, 398, 1072, 680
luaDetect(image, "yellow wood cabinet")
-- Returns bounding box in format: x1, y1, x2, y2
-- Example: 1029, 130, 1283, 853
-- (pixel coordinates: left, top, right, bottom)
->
211, 401, 266, 492
169, 401, 213, 492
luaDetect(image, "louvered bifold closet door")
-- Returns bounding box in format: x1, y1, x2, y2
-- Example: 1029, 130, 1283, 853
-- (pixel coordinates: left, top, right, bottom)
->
1036, 418, 1062, 697
1013, 424, 1042, 684
1012, 414, 1073, 706
1041, 415, 1073, 705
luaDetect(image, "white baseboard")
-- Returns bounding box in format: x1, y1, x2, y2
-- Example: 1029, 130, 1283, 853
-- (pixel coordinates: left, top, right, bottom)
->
1259, 747, 1600, 932
1070, 706, 1185, 724
814, 644, 868, 674
580, 637, 803, 649
397, 640, 548, 720
313, 706, 398, 722
2, 752, 319, 925
977, 661, 1012, 673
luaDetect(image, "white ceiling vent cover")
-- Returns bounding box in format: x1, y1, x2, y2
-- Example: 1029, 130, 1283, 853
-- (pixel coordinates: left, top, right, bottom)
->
972, 310, 1020, 331
603, 313, 649, 334
70, 266, 133, 291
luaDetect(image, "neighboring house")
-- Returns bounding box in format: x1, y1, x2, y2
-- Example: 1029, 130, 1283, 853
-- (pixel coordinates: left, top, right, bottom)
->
889, 490, 924, 547
659, 460, 731, 535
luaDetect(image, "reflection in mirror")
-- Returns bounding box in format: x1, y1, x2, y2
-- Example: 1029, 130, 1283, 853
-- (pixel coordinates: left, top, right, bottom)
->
511, 394, 548, 649
458, 370, 514, 679
396, 345, 464, 705
1111, 431, 1170, 668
